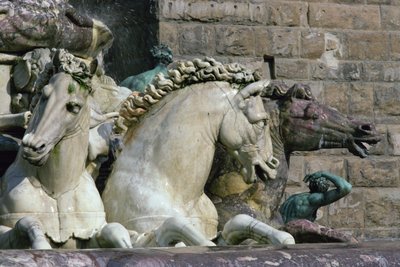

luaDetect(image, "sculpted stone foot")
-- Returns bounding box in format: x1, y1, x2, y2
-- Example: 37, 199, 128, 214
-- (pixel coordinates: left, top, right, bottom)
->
95, 223, 133, 248
16, 217, 51, 249
0, 217, 51, 249
221, 214, 295, 245
136, 217, 216, 247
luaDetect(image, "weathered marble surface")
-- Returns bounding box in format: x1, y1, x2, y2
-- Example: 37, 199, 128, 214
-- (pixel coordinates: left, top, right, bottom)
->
0, 242, 399, 266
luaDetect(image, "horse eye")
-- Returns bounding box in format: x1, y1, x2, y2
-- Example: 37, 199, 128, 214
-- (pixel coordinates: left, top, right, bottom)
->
66, 101, 82, 114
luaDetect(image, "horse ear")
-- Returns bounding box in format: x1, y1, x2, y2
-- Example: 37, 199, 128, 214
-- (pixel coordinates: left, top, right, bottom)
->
238, 79, 270, 99
89, 59, 98, 76
235, 80, 270, 124
242, 96, 269, 124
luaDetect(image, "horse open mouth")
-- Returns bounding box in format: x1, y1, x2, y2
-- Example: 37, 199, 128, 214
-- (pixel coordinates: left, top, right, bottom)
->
22, 147, 51, 166
255, 157, 278, 184
255, 164, 269, 183
349, 137, 381, 158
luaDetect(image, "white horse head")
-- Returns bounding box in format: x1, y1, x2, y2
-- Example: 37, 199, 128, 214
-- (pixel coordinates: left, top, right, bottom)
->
219, 80, 279, 184
22, 49, 96, 166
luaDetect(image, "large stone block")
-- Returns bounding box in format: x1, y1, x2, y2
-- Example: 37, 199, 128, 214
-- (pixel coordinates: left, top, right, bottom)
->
364, 228, 400, 240
275, 59, 309, 80
310, 61, 331, 81
159, 22, 179, 55
287, 155, 305, 187
255, 28, 300, 58
168, 1, 286, 24
179, 24, 215, 56
254, 28, 270, 57
304, 156, 346, 177
348, 82, 374, 118
345, 32, 389, 61
338, 62, 363, 81
267, 1, 308, 27
390, 33, 400, 61
347, 157, 399, 187
306, 0, 365, 3
159, 0, 186, 20
186, 2, 252, 23
327, 188, 365, 229
301, 30, 325, 59
365, 188, 400, 228
215, 26, 255, 56
308, 3, 380, 30
374, 83, 400, 122
366, 0, 395, 4
361, 62, 385, 82
369, 124, 388, 156
381, 6, 400, 30
323, 82, 349, 114
382, 62, 400, 82
268, 28, 300, 57
387, 125, 400, 156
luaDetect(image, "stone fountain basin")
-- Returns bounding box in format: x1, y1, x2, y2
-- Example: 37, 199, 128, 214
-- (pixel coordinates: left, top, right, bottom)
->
1, 241, 399, 266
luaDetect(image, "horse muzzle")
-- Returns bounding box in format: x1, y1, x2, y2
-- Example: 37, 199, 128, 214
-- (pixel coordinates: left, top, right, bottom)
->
22, 134, 51, 166
254, 156, 279, 182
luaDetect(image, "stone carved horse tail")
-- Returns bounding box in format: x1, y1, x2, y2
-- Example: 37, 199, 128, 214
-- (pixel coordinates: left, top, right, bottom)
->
103, 57, 294, 247
0, 49, 131, 249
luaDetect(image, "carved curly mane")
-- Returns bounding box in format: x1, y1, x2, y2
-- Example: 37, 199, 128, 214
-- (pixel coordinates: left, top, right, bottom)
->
262, 81, 314, 101
115, 57, 261, 133
28, 49, 94, 112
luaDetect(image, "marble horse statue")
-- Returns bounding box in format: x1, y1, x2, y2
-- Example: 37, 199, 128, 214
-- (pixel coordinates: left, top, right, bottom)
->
208, 82, 382, 233
0, 49, 132, 249
103, 58, 294, 246
0, 0, 113, 127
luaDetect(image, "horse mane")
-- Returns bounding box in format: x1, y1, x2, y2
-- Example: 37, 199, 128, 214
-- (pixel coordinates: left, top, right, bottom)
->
33, 49, 94, 94
29, 49, 95, 112
262, 81, 314, 101
115, 57, 261, 133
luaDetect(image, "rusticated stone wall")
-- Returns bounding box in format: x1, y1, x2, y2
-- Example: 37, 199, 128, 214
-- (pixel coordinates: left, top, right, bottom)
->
157, 0, 400, 240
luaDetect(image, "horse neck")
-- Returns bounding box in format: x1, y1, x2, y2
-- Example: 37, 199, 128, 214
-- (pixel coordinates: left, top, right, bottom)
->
267, 104, 286, 161
263, 103, 292, 218
121, 83, 232, 195
36, 107, 90, 197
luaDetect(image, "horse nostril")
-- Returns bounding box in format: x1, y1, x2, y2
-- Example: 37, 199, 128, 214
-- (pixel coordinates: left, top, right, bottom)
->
360, 124, 372, 132
36, 143, 46, 153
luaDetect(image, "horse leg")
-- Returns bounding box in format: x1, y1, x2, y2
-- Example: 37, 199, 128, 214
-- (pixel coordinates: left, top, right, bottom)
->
141, 216, 215, 247
220, 214, 295, 245
0, 217, 51, 249
93, 223, 133, 248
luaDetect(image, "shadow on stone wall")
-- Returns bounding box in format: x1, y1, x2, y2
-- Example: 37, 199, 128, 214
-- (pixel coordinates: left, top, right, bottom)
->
70, 0, 159, 82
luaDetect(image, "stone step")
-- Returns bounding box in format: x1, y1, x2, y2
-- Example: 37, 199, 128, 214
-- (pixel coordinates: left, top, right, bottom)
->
1, 241, 399, 266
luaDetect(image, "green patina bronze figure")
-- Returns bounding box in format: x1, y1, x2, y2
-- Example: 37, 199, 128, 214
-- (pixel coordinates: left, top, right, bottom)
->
120, 44, 173, 92
279, 171, 357, 243
280, 171, 352, 224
